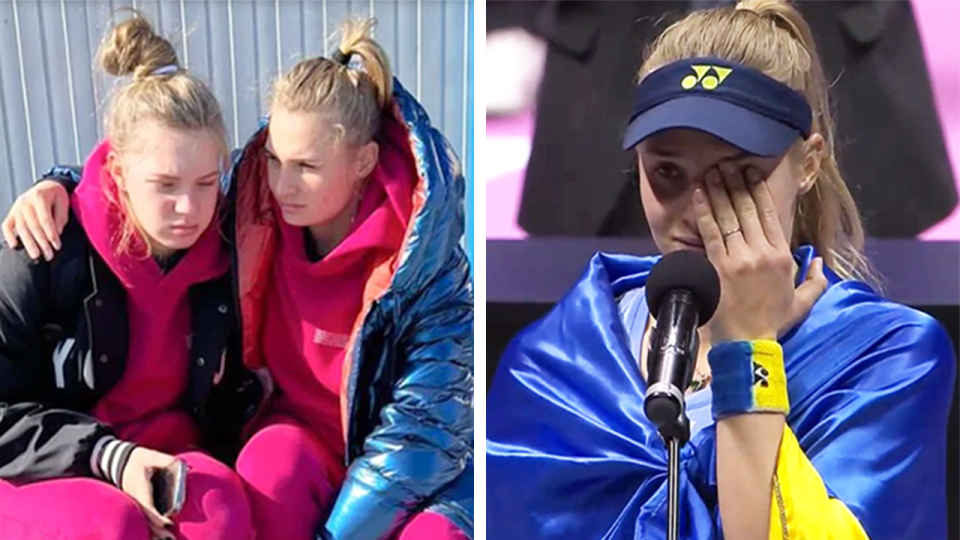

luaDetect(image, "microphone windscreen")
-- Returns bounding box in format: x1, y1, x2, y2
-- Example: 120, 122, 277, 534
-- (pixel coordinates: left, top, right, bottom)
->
645, 250, 721, 326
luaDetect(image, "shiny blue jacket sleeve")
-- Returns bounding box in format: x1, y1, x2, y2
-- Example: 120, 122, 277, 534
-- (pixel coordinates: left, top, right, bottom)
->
41, 165, 82, 185
323, 249, 474, 540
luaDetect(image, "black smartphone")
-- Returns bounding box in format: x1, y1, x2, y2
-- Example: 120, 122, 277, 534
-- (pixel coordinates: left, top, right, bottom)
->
151, 460, 188, 518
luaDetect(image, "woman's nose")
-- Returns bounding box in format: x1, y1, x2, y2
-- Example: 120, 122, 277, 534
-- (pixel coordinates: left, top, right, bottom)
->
174, 194, 194, 215
275, 168, 300, 197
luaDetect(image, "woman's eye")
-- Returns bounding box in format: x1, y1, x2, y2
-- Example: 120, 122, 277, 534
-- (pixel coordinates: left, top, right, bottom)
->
646, 162, 689, 199
654, 164, 681, 181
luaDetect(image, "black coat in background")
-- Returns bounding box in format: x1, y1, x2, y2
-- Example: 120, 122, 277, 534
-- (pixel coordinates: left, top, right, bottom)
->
496, 0, 957, 238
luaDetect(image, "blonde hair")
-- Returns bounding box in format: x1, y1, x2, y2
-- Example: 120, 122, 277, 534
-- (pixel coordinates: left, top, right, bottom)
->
270, 17, 392, 146
640, 0, 878, 286
97, 10, 227, 256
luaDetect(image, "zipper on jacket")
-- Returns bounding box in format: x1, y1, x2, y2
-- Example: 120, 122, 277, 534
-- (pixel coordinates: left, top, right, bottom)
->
773, 472, 788, 540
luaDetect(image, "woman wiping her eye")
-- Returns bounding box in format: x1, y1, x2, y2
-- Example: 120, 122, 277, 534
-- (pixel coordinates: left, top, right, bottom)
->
487, 1, 954, 539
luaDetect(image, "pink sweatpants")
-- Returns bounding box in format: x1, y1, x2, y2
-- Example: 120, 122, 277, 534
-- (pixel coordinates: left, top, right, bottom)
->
236, 417, 469, 540
0, 452, 254, 540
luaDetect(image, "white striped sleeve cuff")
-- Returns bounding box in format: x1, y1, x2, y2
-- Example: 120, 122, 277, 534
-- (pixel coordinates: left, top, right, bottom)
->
90, 436, 137, 487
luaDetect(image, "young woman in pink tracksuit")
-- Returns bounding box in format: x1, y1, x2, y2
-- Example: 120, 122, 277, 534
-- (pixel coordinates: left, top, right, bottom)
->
0, 15, 259, 540
228, 19, 473, 540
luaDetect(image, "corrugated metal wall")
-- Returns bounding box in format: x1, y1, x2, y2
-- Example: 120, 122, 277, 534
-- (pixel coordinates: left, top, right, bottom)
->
0, 0, 473, 232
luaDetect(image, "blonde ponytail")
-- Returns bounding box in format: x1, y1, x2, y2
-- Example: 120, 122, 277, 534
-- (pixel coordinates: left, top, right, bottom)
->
336, 18, 393, 109
271, 17, 393, 146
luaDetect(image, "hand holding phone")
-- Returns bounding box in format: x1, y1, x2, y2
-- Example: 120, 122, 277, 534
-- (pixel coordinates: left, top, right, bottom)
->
121, 447, 181, 539
151, 459, 188, 518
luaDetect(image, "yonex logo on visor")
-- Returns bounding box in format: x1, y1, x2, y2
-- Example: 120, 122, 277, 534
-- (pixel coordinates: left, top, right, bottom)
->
681, 65, 733, 90
622, 57, 813, 156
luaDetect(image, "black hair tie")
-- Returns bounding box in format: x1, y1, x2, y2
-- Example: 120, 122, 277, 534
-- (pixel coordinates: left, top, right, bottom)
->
331, 49, 351, 66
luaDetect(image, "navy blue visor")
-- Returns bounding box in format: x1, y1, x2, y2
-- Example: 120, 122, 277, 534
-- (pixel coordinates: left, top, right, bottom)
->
622, 57, 813, 157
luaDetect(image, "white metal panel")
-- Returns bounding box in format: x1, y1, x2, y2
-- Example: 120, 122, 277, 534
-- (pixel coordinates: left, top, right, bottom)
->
0, 0, 473, 220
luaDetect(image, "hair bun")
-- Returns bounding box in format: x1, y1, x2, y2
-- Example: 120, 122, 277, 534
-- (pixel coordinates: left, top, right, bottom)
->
98, 11, 179, 80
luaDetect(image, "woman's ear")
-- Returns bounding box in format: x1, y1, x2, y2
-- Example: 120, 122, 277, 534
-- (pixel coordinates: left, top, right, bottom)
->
797, 133, 824, 196
106, 151, 126, 192
355, 141, 379, 179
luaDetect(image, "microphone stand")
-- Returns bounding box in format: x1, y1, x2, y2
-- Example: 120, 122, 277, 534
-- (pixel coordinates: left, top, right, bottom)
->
644, 252, 720, 540
645, 294, 699, 540
660, 411, 690, 540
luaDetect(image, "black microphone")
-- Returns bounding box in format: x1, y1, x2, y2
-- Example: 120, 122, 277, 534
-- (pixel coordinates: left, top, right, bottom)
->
644, 250, 721, 439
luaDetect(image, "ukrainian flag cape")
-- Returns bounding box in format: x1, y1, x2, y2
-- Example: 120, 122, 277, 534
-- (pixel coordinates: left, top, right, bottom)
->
488, 246, 954, 539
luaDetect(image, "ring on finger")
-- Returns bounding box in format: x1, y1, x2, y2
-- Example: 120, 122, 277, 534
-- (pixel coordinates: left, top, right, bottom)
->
722, 226, 742, 238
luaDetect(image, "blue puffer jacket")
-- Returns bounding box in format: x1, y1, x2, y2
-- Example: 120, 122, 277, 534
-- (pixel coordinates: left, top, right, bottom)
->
227, 80, 474, 540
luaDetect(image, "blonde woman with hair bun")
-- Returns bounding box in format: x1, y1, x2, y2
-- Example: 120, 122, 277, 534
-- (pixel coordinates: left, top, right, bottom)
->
5, 15, 473, 540
488, 1, 954, 539
0, 12, 258, 540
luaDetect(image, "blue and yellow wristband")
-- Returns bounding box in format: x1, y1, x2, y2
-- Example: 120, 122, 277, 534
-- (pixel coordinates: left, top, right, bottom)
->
708, 339, 789, 419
